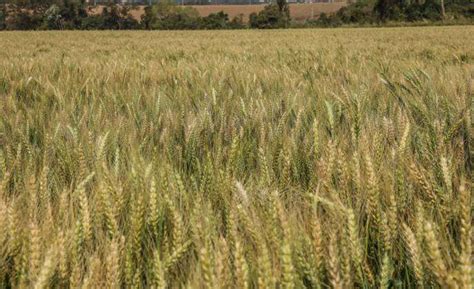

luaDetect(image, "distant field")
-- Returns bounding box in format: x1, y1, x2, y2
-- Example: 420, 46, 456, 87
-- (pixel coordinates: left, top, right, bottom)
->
195, 3, 347, 21
92, 3, 347, 22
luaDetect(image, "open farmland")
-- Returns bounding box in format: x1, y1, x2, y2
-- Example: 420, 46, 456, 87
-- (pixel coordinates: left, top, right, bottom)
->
92, 3, 347, 22
0, 27, 473, 288
193, 3, 347, 21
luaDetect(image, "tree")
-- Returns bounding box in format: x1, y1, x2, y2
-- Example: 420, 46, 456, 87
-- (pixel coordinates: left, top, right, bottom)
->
43, 4, 62, 29
249, 3, 291, 29
143, 0, 200, 30
200, 11, 229, 29
440, 0, 445, 18
59, 0, 88, 28
141, 5, 154, 29
0, 5, 6, 30
374, 0, 403, 21
6, 3, 44, 30
38, 1, 89, 30
229, 14, 245, 29
276, 0, 290, 19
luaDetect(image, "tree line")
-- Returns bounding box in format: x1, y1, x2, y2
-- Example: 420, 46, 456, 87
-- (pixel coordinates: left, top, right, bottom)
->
317, 0, 473, 26
0, 0, 472, 30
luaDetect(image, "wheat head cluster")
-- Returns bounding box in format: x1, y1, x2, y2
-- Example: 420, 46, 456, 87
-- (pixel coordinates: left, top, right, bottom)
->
0, 27, 472, 288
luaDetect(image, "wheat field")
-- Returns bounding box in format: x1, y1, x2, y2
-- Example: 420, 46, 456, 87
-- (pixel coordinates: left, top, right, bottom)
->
0, 27, 472, 288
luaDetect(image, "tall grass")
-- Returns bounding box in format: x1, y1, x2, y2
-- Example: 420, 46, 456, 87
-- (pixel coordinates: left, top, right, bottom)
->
0, 27, 472, 288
